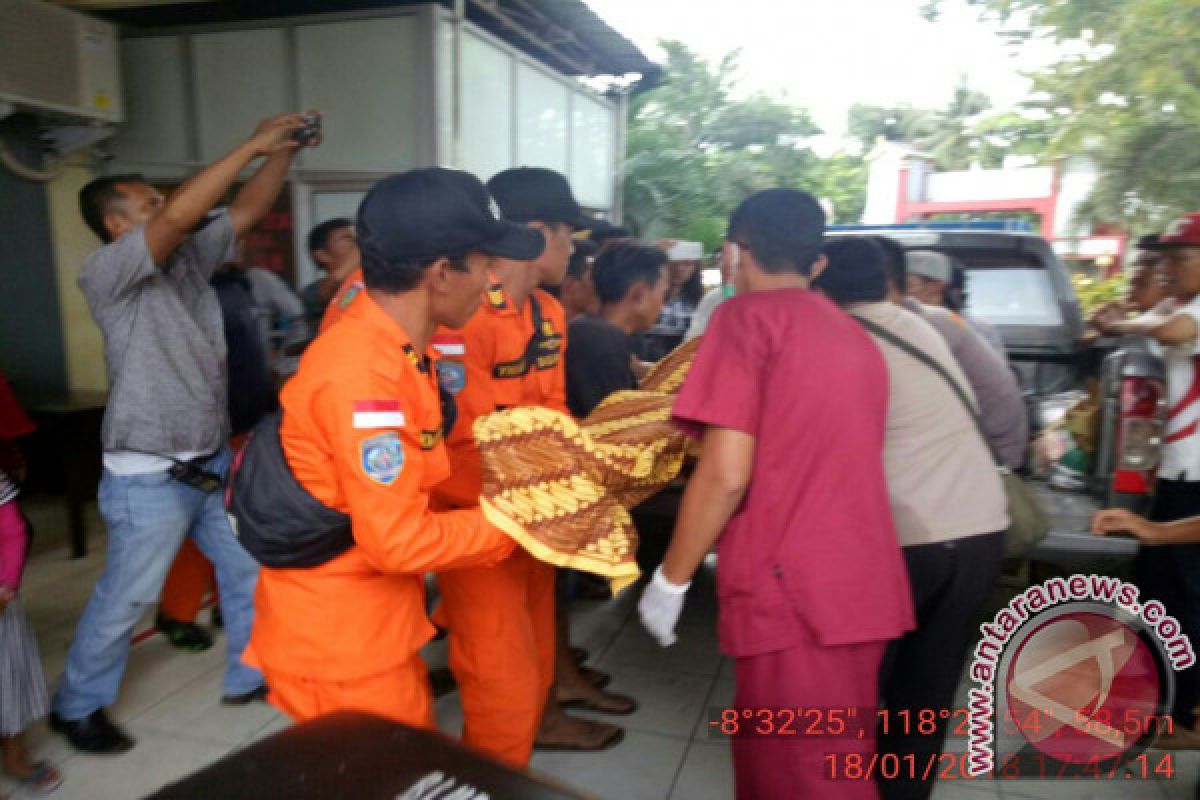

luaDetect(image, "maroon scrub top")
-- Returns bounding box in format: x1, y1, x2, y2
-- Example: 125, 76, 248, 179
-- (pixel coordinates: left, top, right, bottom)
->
673, 289, 914, 657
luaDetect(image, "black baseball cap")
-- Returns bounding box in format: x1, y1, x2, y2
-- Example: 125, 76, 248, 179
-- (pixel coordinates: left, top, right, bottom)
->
487, 167, 595, 230
357, 167, 544, 263
587, 218, 630, 243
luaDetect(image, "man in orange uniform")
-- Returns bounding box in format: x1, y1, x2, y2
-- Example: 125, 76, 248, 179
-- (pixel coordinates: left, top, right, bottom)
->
431, 168, 598, 765
319, 264, 364, 333
245, 167, 544, 724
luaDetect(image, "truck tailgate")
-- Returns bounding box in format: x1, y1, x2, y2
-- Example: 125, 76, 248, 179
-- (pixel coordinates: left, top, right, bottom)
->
1025, 480, 1139, 569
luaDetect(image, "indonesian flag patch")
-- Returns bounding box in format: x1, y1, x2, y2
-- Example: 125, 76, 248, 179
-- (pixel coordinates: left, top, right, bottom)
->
353, 400, 406, 429
431, 333, 466, 357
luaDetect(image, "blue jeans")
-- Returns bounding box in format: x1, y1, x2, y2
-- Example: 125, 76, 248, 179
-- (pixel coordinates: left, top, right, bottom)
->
54, 449, 263, 720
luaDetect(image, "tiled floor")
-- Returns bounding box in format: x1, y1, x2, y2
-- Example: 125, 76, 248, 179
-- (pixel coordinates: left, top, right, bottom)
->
7, 497, 1200, 798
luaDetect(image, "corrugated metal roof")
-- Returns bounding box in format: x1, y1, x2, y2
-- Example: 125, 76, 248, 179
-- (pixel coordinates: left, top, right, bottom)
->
79, 0, 659, 79
531, 0, 659, 77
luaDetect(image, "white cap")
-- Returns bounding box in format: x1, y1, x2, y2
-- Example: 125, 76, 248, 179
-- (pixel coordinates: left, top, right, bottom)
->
906, 250, 953, 283
666, 241, 704, 261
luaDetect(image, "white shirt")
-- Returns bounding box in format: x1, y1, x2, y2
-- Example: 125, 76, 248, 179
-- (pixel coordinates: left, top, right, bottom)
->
684, 287, 727, 341
1159, 296, 1200, 481
853, 302, 1009, 545
104, 450, 208, 476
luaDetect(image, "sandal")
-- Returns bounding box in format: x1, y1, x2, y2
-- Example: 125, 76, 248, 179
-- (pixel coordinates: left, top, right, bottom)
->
535, 726, 625, 752
578, 665, 611, 690
18, 761, 63, 795
559, 691, 638, 716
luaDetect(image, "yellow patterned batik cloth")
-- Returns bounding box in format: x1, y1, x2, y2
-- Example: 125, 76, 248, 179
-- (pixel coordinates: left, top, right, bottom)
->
476, 337, 702, 594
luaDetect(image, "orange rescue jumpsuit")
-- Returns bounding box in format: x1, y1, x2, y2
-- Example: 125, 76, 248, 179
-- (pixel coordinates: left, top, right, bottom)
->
319, 267, 365, 333
430, 278, 568, 766
244, 292, 514, 725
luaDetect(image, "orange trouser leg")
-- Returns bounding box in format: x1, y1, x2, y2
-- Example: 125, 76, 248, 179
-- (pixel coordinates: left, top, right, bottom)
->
437, 549, 556, 767
159, 538, 216, 622
262, 657, 434, 728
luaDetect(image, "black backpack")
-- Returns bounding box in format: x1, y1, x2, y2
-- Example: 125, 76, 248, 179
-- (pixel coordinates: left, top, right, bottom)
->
226, 411, 355, 568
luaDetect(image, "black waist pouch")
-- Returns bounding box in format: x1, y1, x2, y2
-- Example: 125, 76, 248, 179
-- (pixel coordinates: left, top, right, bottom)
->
226, 411, 354, 568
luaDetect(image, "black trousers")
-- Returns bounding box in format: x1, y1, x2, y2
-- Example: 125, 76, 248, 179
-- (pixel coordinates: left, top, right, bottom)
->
1137, 478, 1200, 728
877, 532, 1005, 800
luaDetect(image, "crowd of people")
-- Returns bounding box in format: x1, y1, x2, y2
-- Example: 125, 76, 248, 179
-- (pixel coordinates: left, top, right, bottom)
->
2, 107, 1200, 800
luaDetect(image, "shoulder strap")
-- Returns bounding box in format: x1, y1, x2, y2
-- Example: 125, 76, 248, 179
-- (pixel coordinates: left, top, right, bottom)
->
852, 313, 1002, 467
491, 292, 548, 380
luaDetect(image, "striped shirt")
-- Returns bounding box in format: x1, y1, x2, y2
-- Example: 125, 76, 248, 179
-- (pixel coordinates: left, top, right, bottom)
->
0, 467, 16, 506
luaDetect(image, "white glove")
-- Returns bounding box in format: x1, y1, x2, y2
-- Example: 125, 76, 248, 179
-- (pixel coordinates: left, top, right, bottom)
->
638, 565, 691, 647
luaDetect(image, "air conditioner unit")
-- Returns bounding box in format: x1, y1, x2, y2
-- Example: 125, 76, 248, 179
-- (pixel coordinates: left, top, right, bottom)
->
0, 0, 123, 125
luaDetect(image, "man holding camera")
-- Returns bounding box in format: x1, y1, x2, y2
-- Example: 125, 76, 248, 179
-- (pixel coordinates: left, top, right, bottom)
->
51, 113, 317, 754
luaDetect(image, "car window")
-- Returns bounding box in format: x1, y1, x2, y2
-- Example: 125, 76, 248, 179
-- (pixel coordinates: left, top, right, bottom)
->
964, 267, 1063, 327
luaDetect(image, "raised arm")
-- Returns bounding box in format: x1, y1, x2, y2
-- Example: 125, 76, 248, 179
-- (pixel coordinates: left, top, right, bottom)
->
1095, 306, 1197, 346
144, 113, 306, 264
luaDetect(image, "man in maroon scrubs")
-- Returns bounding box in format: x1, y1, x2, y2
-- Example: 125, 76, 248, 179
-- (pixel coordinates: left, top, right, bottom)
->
639, 189, 914, 799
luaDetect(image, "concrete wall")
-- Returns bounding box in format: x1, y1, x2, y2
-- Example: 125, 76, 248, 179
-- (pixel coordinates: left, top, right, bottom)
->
862, 143, 905, 224
1053, 157, 1098, 239
925, 166, 1055, 203
46, 161, 107, 392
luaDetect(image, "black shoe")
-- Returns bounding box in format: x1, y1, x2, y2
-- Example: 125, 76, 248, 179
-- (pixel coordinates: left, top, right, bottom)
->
211, 605, 223, 630
49, 709, 135, 754
221, 685, 269, 706
156, 613, 214, 652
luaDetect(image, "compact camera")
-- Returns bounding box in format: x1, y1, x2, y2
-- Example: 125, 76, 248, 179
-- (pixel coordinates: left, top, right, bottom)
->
293, 113, 322, 146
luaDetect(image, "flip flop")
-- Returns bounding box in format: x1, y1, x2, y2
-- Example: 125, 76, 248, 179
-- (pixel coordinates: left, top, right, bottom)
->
534, 726, 625, 753
579, 665, 611, 690
559, 692, 639, 716
18, 761, 63, 796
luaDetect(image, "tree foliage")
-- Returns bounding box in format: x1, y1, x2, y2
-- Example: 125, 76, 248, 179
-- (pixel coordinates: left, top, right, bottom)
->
622, 41, 865, 248
847, 78, 1052, 171
925, 0, 1200, 232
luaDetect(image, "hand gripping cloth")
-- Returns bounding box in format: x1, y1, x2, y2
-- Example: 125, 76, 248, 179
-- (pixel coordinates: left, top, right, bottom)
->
476, 338, 702, 593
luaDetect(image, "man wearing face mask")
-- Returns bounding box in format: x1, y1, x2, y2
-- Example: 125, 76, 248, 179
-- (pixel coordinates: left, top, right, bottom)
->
639, 189, 914, 798
685, 242, 739, 341
54, 113, 314, 754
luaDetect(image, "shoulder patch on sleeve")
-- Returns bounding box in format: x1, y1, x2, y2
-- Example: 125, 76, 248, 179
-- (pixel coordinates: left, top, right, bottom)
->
338, 284, 362, 309
436, 360, 467, 395
360, 431, 405, 485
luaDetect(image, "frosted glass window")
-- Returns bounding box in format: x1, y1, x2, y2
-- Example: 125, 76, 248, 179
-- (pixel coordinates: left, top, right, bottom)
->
192, 29, 290, 163
516, 65, 568, 173
295, 17, 422, 171
570, 94, 615, 209
460, 33, 514, 180
298, 191, 366, 284
313, 192, 365, 225
108, 37, 191, 165
434, 14, 456, 164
